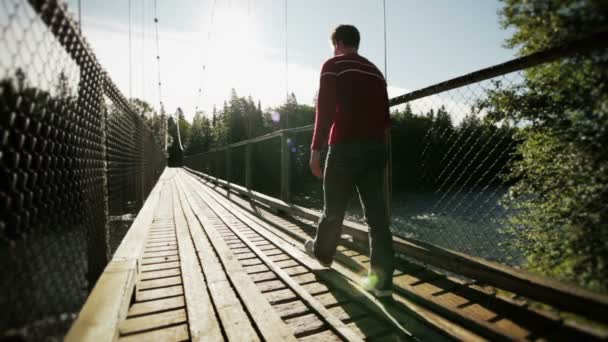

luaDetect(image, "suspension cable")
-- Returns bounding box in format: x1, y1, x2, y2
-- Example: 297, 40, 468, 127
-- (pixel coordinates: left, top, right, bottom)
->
141, 0, 146, 102
284, 0, 289, 128
383, 0, 388, 80
128, 0, 132, 100
77, 0, 82, 32
194, 0, 218, 117
153, 0, 167, 150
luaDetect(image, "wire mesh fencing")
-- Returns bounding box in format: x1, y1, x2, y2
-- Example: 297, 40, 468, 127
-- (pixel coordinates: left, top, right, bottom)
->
0, 1, 165, 339
184, 33, 607, 278
387, 72, 525, 265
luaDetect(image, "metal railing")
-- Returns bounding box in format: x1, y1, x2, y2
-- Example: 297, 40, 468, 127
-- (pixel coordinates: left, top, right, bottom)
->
0, 1, 166, 339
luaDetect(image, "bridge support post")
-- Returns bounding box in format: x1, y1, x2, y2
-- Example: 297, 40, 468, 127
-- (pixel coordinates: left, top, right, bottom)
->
280, 132, 291, 202
226, 148, 231, 184
215, 150, 220, 179
245, 143, 253, 189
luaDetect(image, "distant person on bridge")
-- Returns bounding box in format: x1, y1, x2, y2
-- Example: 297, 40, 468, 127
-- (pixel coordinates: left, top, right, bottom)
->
305, 25, 394, 299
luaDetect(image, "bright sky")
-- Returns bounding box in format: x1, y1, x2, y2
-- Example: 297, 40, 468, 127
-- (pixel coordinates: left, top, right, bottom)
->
65, 0, 515, 120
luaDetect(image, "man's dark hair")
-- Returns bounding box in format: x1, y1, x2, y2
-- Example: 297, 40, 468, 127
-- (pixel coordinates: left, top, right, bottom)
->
331, 25, 360, 49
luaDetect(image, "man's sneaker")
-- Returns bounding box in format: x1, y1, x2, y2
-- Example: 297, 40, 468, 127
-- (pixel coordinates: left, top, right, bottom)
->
304, 239, 332, 267
372, 288, 393, 300
360, 274, 393, 300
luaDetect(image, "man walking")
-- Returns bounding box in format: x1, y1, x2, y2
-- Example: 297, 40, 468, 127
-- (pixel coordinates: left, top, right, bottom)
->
305, 25, 395, 298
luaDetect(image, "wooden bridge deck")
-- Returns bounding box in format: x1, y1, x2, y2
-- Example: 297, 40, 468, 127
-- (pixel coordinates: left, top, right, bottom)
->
66, 168, 608, 342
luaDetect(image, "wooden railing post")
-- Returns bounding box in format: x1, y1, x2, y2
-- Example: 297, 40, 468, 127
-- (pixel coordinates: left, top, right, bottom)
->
215, 151, 220, 180
280, 131, 291, 202
226, 147, 231, 183
245, 142, 253, 189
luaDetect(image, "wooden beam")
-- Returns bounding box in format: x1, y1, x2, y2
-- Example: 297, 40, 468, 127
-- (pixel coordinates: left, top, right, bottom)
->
175, 173, 297, 342
183, 168, 608, 323
66, 168, 169, 341
280, 131, 291, 202
186, 177, 364, 341
172, 182, 223, 342
181, 171, 422, 341
245, 143, 253, 189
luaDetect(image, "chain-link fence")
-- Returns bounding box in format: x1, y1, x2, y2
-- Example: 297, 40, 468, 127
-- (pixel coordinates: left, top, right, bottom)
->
0, 1, 165, 339
184, 32, 607, 274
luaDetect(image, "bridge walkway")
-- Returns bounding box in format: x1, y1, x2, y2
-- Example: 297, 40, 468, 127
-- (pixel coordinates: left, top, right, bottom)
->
66, 168, 607, 341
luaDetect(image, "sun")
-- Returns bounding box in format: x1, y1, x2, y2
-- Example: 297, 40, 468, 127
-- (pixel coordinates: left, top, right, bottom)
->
201, 3, 270, 110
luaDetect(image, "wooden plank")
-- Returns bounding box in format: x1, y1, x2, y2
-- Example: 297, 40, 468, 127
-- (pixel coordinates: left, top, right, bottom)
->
298, 329, 343, 342
119, 308, 187, 335
138, 276, 182, 290
256, 279, 287, 293
268, 253, 292, 262
111, 169, 166, 264
240, 258, 264, 267
182, 172, 421, 341
144, 247, 178, 253
65, 260, 138, 342
181, 173, 364, 342
142, 250, 179, 258
275, 259, 299, 268
315, 291, 351, 307
244, 264, 271, 274
283, 266, 309, 276
127, 296, 185, 317
189, 171, 485, 341
136, 285, 183, 302
291, 273, 319, 285
285, 313, 327, 337
175, 174, 296, 342
302, 282, 330, 296
118, 323, 189, 342
273, 300, 310, 319
141, 262, 181, 272
66, 169, 169, 342
140, 255, 180, 265
327, 302, 366, 321
139, 268, 181, 281
172, 181, 223, 342
263, 288, 298, 304
185, 168, 608, 323
250, 271, 278, 283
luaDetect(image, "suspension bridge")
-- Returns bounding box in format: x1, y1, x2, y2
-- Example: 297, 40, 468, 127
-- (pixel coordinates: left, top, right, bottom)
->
2, 1, 608, 341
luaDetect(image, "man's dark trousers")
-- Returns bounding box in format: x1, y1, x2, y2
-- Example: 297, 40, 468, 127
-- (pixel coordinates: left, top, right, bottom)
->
312, 141, 395, 290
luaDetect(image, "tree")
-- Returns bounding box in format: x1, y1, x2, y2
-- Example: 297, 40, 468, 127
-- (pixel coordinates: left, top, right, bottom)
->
187, 111, 214, 155
481, 0, 608, 291
130, 98, 155, 119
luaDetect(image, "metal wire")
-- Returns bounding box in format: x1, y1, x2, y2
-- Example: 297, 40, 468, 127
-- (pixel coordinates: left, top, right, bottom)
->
152, 0, 167, 151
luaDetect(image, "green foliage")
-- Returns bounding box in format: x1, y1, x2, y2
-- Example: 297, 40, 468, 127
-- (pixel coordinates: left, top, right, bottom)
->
391, 104, 516, 192
485, 0, 608, 291
182, 89, 315, 157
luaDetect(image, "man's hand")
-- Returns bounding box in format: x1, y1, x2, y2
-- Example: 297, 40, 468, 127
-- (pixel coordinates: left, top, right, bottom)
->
309, 150, 323, 178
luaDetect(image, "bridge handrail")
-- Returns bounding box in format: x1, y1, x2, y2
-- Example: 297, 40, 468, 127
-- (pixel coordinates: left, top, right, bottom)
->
389, 29, 608, 106
184, 167, 608, 324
